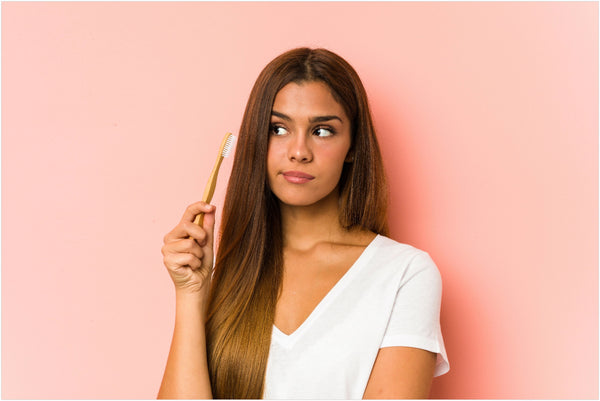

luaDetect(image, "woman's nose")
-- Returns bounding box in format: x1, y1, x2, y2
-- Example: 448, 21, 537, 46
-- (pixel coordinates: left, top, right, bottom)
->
288, 133, 313, 163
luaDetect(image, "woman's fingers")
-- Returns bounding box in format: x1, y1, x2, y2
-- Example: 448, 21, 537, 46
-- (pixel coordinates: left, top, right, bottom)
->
168, 252, 202, 271
163, 202, 216, 244
182, 201, 216, 224
163, 222, 204, 244
161, 201, 217, 292
200, 206, 216, 248
162, 238, 204, 260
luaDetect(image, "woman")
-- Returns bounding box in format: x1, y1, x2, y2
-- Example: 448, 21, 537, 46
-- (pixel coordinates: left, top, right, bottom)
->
158, 48, 449, 399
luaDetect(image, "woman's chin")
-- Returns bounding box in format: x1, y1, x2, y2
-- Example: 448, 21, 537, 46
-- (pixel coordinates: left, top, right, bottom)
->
277, 197, 322, 208
274, 189, 339, 209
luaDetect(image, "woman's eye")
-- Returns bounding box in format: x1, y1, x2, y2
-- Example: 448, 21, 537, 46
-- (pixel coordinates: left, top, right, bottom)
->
270, 125, 289, 136
314, 127, 334, 137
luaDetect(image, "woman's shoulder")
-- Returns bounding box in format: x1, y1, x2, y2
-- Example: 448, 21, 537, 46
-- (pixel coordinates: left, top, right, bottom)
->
369, 235, 441, 279
371, 234, 429, 258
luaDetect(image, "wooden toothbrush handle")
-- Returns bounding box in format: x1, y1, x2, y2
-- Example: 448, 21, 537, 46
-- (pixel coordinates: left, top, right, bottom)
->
193, 154, 225, 227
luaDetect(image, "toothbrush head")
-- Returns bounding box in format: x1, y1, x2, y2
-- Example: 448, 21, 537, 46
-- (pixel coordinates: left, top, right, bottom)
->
221, 133, 235, 158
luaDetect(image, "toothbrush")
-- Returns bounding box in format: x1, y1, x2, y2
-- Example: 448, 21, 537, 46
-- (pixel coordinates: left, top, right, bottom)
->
193, 132, 235, 227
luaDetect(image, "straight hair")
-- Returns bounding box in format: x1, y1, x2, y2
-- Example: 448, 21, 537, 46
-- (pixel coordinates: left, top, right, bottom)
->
205, 47, 389, 399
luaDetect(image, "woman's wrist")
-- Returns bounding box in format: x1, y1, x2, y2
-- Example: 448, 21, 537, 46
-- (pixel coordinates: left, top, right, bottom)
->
175, 289, 207, 305
175, 288, 209, 318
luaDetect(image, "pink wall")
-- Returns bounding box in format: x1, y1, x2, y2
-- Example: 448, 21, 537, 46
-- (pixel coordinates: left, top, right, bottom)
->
2, 2, 597, 399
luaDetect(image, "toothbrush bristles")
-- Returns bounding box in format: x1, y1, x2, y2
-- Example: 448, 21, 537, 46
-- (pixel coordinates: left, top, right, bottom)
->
222, 134, 235, 158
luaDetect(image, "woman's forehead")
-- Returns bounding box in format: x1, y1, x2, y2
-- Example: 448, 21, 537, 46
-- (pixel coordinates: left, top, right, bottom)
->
272, 81, 348, 121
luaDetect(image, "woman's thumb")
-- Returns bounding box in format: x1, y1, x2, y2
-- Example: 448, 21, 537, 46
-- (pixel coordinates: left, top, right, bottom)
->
202, 207, 216, 248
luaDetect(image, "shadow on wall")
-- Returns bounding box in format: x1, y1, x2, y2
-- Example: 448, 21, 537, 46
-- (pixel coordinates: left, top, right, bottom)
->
428, 260, 503, 399
429, 265, 465, 399
367, 80, 495, 399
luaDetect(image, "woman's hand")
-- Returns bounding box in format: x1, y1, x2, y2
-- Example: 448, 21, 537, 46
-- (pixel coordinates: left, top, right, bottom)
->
162, 201, 216, 296
159, 204, 215, 399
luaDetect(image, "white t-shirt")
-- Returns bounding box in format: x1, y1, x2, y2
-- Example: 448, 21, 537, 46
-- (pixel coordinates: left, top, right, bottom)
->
263, 235, 449, 399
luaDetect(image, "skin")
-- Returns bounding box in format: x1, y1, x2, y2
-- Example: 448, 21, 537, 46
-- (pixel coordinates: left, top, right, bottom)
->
267, 80, 352, 209
267, 81, 373, 333
159, 201, 215, 399
158, 81, 436, 399
269, 82, 437, 399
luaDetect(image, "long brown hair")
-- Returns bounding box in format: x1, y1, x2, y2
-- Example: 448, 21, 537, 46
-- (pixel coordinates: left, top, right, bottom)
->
205, 48, 389, 398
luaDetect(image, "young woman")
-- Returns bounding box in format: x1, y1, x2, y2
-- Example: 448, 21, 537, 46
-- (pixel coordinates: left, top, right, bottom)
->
158, 48, 449, 399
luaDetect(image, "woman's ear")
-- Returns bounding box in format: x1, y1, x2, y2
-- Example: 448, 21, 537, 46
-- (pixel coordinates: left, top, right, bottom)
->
345, 151, 354, 163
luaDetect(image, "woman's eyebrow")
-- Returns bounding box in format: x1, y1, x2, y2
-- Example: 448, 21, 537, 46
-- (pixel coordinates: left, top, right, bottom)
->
271, 110, 342, 124
309, 115, 342, 124
271, 110, 291, 121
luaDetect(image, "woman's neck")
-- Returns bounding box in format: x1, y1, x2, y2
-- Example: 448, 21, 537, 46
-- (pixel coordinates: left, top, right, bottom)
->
279, 190, 345, 252
278, 189, 377, 251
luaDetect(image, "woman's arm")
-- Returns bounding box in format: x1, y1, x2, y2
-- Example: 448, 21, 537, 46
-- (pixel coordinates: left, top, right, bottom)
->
158, 201, 217, 399
363, 346, 437, 399
157, 291, 213, 399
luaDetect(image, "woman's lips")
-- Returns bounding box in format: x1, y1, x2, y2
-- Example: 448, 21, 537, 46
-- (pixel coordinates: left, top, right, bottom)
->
281, 170, 315, 184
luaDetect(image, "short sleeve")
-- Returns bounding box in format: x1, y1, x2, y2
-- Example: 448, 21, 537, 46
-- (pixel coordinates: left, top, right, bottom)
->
380, 251, 450, 377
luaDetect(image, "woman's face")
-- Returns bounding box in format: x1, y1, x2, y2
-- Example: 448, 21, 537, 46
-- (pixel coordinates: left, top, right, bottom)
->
267, 81, 352, 207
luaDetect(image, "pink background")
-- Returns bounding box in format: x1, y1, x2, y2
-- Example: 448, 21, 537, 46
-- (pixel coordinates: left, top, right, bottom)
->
2, 2, 598, 399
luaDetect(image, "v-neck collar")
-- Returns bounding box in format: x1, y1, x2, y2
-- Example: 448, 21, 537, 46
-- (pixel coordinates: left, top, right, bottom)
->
272, 234, 382, 348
